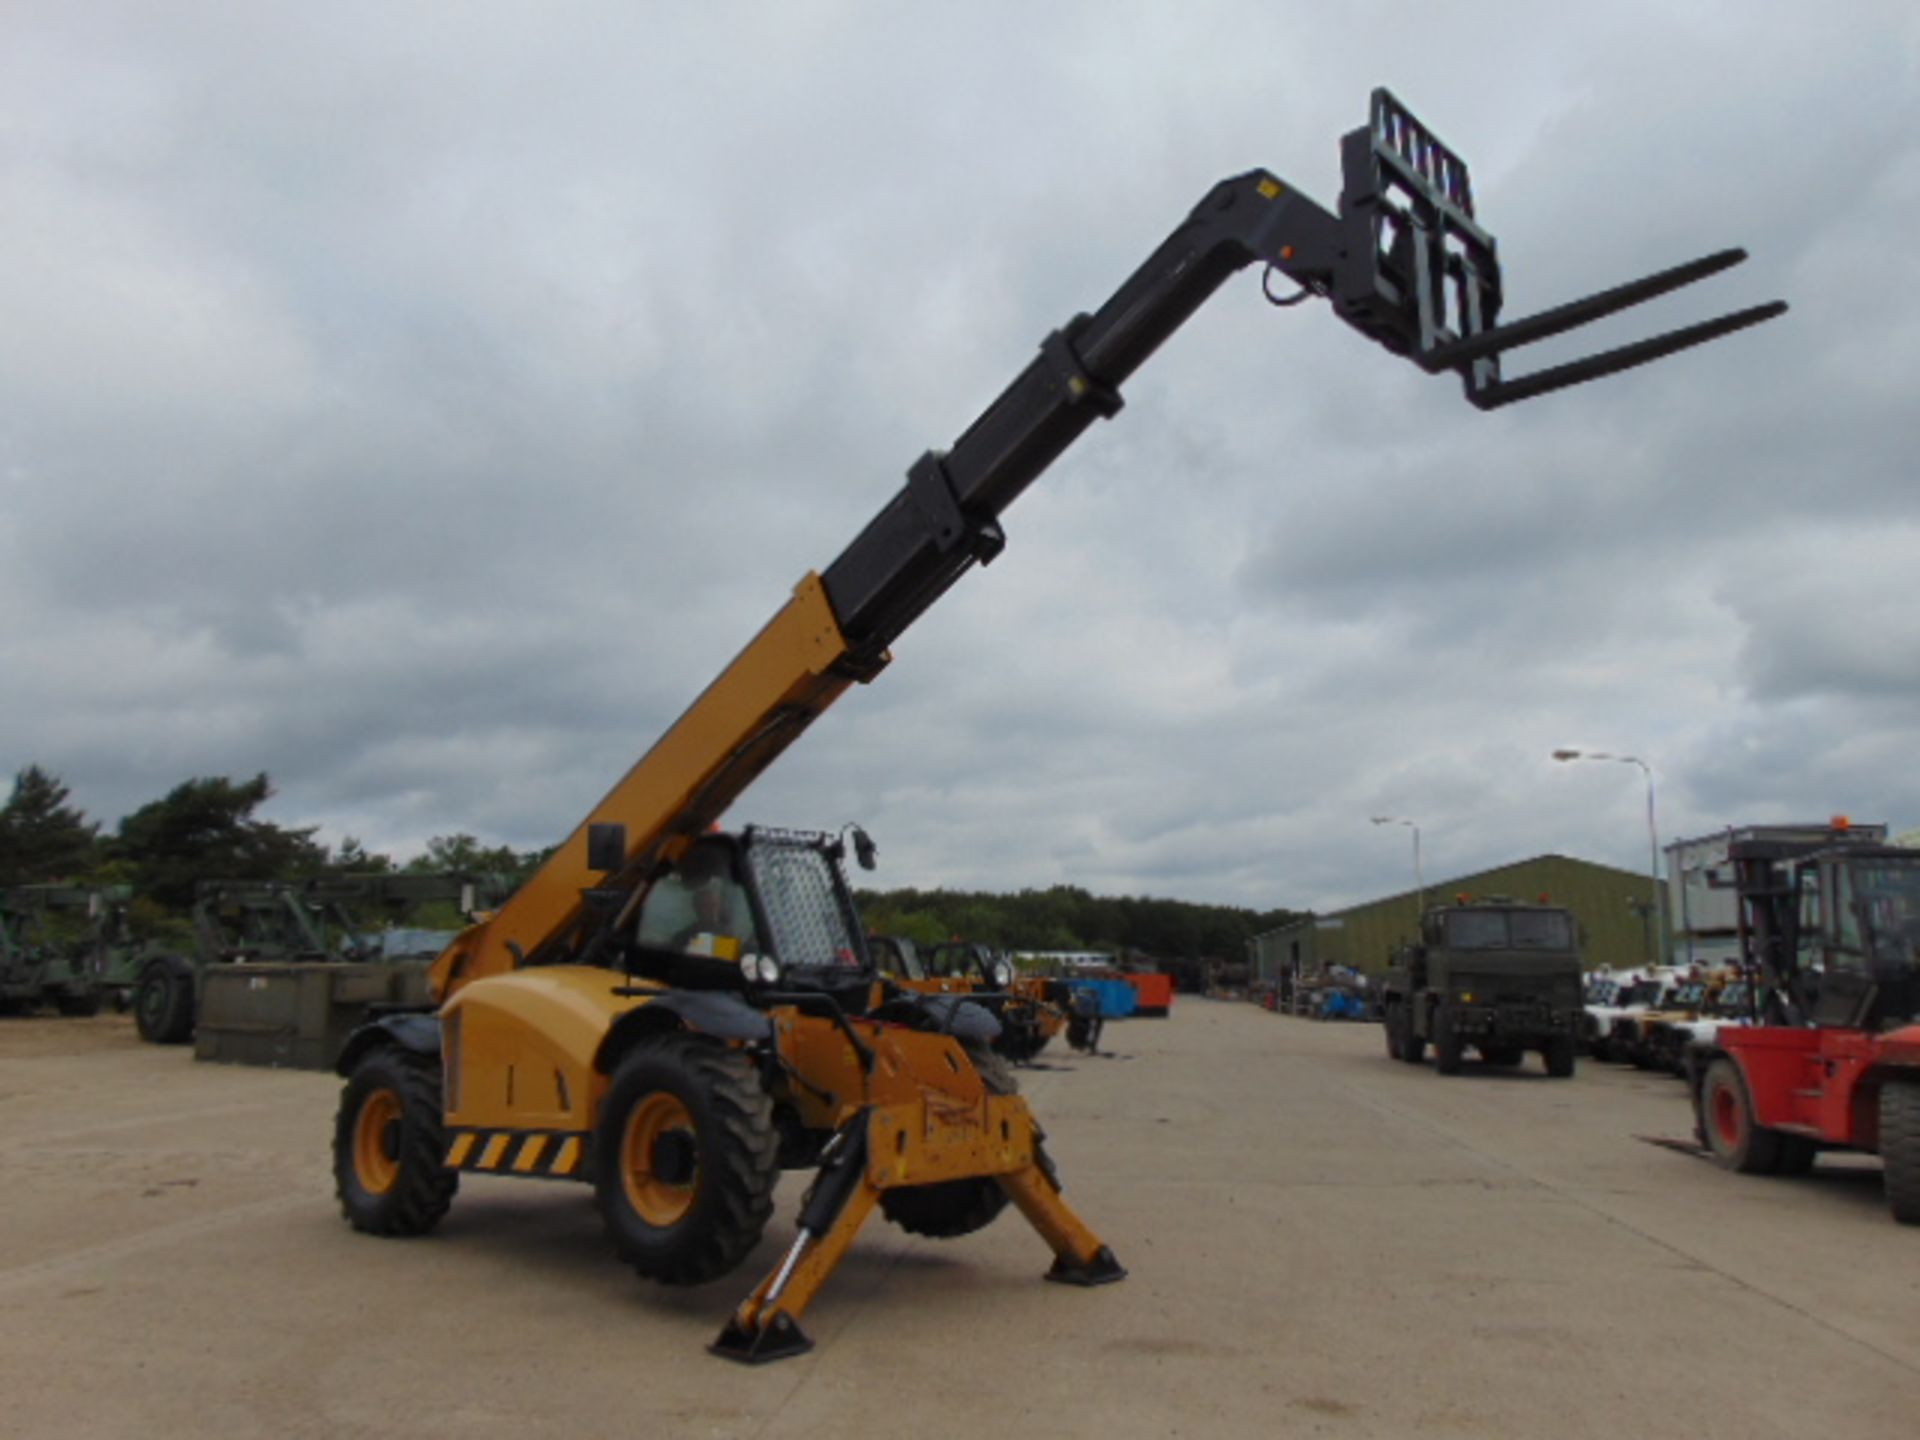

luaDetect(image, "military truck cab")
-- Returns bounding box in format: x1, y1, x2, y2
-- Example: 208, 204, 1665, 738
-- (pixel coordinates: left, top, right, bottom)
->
1380, 899, 1583, 1077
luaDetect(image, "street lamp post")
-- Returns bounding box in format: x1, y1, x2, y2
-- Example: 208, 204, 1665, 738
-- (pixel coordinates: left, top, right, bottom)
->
1552, 749, 1663, 967
1370, 816, 1424, 921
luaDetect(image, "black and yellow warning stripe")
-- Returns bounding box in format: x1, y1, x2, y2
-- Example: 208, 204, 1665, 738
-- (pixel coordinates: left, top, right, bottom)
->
444, 1128, 590, 1180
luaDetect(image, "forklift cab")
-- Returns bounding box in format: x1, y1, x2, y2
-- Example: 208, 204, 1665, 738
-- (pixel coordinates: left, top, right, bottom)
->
1794, 852, 1920, 1029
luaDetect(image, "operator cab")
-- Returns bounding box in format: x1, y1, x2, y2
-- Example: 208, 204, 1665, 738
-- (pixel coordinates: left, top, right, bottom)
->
1794, 848, 1920, 1028
620, 828, 876, 1006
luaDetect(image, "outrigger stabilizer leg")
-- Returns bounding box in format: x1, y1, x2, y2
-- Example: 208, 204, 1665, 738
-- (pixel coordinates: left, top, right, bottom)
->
710, 1096, 1124, 1363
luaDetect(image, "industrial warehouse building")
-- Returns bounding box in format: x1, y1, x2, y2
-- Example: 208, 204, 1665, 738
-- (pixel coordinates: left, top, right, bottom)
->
1248, 853, 1660, 983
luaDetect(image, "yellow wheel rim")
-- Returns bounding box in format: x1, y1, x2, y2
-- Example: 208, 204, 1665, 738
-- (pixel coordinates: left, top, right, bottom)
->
620, 1092, 698, 1226
354, 1088, 403, 1196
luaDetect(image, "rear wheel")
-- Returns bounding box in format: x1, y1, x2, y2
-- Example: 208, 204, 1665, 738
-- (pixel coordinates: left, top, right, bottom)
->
334, 1045, 458, 1235
1882, 1079, 1920, 1224
1700, 1057, 1782, 1174
880, 1046, 1017, 1239
55, 990, 104, 1018
134, 956, 195, 1044
594, 1032, 779, 1285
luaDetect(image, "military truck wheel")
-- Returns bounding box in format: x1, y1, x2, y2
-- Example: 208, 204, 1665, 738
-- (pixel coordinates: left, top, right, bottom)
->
1400, 1009, 1427, 1065
134, 956, 195, 1044
55, 991, 104, 1018
334, 1045, 458, 1236
1882, 1080, 1920, 1224
1700, 1057, 1782, 1174
1544, 1035, 1577, 1078
594, 1032, 779, 1286
1434, 1010, 1464, 1076
880, 1044, 1017, 1239
1383, 1006, 1404, 1060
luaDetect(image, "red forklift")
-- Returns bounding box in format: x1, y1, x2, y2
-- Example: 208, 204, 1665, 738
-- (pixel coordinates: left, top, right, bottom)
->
1688, 822, 1920, 1222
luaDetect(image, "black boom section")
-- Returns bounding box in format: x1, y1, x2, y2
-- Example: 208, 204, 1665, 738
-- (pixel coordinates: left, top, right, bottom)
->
822, 173, 1339, 663
819, 88, 1781, 664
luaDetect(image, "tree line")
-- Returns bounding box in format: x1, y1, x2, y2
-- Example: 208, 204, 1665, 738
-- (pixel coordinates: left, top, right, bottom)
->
2, 765, 1298, 961
857, 883, 1298, 964
0, 765, 550, 922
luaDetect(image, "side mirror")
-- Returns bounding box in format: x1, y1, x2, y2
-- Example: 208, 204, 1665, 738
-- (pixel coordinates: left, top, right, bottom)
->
851, 826, 878, 872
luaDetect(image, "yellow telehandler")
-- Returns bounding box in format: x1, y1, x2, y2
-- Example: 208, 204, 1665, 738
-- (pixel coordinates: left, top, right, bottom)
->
330, 89, 1781, 1360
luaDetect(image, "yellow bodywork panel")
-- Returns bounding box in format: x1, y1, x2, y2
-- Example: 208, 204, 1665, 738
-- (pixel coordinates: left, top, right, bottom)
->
442, 966, 655, 1131
429, 573, 866, 1002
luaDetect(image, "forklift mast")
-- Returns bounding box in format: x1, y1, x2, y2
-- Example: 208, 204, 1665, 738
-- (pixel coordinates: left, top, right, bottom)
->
429, 89, 1784, 1001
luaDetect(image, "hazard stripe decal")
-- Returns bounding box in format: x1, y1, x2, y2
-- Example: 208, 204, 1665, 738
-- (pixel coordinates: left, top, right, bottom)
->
445, 1128, 590, 1181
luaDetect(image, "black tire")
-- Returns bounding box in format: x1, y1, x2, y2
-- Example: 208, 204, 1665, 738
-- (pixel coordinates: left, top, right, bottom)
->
1383, 1005, 1404, 1060
1700, 1057, 1782, 1174
134, 956, 195, 1044
55, 991, 104, 1018
1401, 1009, 1428, 1066
1544, 1035, 1577, 1079
993, 1018, 1047, 1063
880, 1045, 1017, 1239
1434, 1008, 1463, 1076
594, 1032, 779, 1286
1882, 1079, 1920, 1225
333, 1045, 458, 1236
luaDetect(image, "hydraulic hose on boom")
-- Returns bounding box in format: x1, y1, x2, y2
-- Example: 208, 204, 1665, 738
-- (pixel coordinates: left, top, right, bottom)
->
429, 87, 1783, 1003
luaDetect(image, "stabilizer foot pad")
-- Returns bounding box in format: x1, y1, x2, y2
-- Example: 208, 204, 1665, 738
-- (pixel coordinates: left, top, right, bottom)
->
1045, 1245, 1127, 1287
709, 1311, 815, 1365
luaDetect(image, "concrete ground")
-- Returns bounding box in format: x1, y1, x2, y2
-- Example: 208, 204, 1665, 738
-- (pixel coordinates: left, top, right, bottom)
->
1, 1002, 1915, 1440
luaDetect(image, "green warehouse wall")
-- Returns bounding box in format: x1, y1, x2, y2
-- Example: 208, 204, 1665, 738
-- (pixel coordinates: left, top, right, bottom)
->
1251, 853, 1660, 980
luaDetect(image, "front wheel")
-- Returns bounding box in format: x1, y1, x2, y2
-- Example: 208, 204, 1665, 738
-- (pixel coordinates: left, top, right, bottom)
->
1383, 1005, 1404, 1060
1883, 1080, 1920, 1224
1700, 1057, 1782, 1174
334, 1046, 458, 1235
594, 1032, 779, 1286
1544, 1035, 1577, 1079
1434, 1009, 1463, 1076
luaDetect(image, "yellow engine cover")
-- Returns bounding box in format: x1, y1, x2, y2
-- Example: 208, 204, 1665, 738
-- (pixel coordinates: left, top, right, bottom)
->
442, 966, 658, 1132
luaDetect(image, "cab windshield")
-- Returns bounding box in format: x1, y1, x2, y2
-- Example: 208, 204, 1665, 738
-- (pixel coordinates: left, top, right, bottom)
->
1443, 909, 1573, 950
1851, 862, 1920, 962
743, 838, 865, 969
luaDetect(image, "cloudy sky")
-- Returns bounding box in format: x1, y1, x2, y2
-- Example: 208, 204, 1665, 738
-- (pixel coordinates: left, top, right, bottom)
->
3, 2, 1915, 912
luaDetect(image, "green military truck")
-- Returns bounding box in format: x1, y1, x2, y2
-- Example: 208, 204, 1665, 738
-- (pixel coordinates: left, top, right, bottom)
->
1379, 898, 1583, 1078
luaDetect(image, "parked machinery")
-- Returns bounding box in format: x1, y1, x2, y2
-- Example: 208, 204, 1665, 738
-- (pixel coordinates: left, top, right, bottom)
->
1611, 974, 1715, 1070
328, 88, 1779, 1361
136, 873, 499, 1066
1686, 824, 1920, 1222
1645, 977, 1751, 1076
0, 885, 157, 1017
868, 935, 1070, 1061
1582, 967, 1686, 1062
